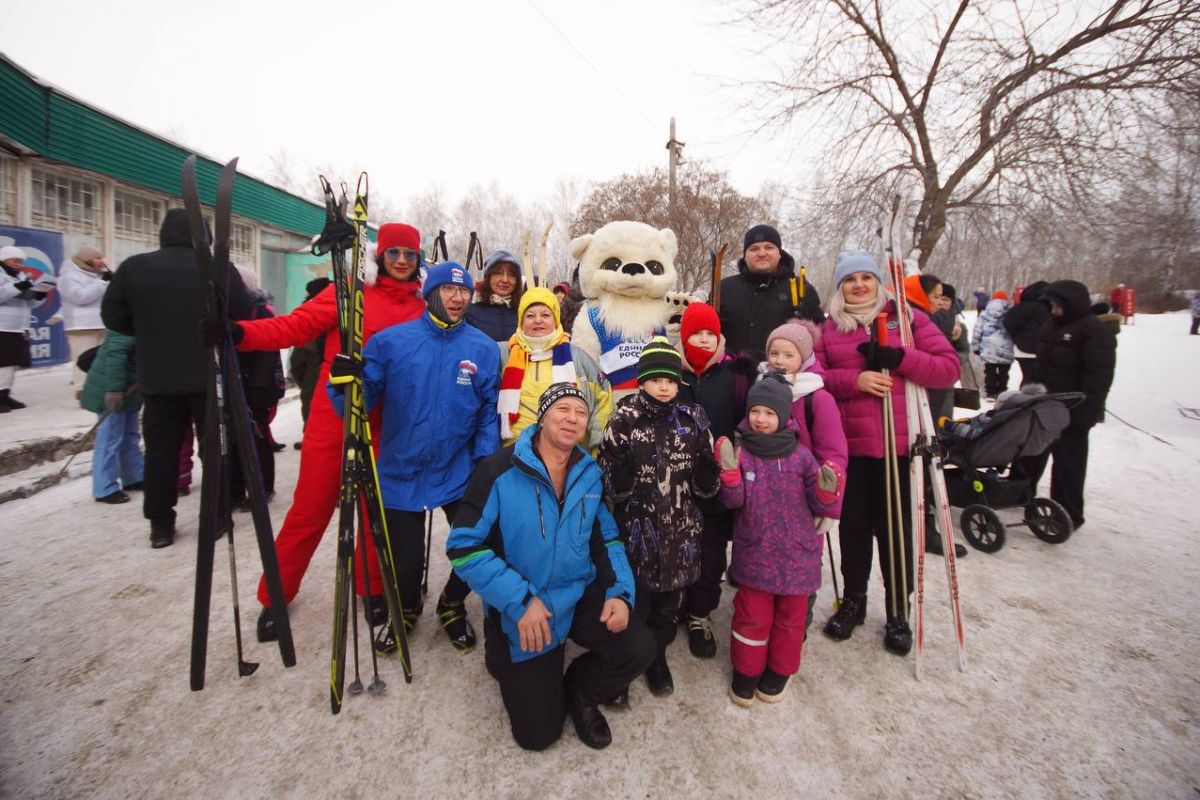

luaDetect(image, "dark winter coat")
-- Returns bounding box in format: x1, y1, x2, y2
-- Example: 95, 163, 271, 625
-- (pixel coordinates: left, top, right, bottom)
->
101, 208, 253, 395
598, 392, 721, 592
80, 331, 141, 414
1031, 280, 1117, 429
1003, 281, 1051, 356
447, 426, 636, 664
720, 420, 841, 596
466, 301, 518, 343
288, 333, 324, 421
718, 250, 824, 361
238, 292, 285, 412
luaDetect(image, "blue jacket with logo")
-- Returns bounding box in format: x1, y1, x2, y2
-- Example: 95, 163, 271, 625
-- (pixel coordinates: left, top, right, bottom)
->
446, 426, 636, 663
330, 312, 500, 511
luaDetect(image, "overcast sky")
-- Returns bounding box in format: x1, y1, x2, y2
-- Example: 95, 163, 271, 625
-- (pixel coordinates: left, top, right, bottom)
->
4, 0, 820, 212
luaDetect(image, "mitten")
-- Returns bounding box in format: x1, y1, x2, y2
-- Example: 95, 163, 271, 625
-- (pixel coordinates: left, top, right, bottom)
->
609, 451, 636, 496
13, 279, 32, 292
104, 392, 124, 412
816, 460, 844, 505
715, 436, 740, 487
327, 354, 362, 388
856, 341, 904, 371
100, 271, 112, 282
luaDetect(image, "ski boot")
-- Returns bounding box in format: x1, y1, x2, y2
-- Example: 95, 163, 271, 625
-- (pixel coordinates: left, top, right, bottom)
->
149, 522, 175, 550
437, 592, 476, 653
884, 615, 913, 656
686, 614, 717, 659
366, 595, 387, 627
257, 606, 281, 643
374, 606, 420, 655
823, 592, 866, 641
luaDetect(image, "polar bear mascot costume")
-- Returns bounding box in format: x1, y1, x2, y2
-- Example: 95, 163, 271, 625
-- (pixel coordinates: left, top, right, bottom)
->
569, 221, 677, 402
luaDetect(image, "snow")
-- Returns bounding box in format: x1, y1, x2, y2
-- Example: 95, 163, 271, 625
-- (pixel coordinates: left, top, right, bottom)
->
0, 314, 1197, 797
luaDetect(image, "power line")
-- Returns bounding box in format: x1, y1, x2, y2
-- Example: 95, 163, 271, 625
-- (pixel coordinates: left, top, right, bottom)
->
525, 0, 658, 129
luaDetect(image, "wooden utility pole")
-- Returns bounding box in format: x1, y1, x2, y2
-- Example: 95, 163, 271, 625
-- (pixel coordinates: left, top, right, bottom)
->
666, 117, 685, 230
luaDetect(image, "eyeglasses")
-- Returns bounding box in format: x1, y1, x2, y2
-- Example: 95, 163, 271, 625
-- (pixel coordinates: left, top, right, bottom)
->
384, 247, 420, 264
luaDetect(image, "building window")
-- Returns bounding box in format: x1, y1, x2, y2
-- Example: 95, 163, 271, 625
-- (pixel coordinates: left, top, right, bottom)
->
0, 156, 15, 224
30, 167, 103, 235
232, 221, 256, 268
114, 189, 163, 239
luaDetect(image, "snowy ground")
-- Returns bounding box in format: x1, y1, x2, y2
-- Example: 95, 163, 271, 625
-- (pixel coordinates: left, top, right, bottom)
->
1, 313, 1197, 798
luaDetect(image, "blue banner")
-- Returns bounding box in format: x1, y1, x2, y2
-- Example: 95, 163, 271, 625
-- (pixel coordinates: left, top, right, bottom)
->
0, 225, 68, 367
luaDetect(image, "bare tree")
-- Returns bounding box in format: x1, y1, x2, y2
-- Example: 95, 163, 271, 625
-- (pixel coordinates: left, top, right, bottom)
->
573, 163, 775, 293
738, 0, 1200, 269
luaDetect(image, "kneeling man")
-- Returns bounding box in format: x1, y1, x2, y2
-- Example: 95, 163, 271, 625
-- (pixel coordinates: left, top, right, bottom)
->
448, 383, 654, 750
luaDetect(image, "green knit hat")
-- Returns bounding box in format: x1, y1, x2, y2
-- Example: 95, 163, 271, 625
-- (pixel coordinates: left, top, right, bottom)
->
637, 336, 682, 384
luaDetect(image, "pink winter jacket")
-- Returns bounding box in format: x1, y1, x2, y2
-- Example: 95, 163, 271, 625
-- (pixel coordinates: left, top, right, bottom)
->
815, 301, 960, 459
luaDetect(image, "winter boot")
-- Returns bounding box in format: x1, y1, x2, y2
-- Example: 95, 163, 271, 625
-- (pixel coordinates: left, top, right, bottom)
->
0, 391, 26, 410
729, 671, 757, 707
366, 595, 388, 627
96, 490, 131, 504
257, 606, 279, 643
686, 614, 717, 659
437, 592, 476, 653
823, 592, 867, 641
374, 606, 420, 655
755, 668, 791, 703
568, 694, 612, 750
926, 529, 967, 558
149, 522, 175, 550
884, 616, 913, 656
604, 689, 630, 710
645, 656, 674, 697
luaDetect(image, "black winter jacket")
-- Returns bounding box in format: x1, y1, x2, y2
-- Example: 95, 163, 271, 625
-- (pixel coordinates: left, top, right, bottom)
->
718, 250, 824, 361
466, 301, 517, 343
102, 208, 253, 395
1003, 280, 1051, 355
1032, 280, 1116, 428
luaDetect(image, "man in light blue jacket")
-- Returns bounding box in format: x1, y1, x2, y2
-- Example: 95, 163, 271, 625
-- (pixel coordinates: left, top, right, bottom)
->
447, 383, 654, 751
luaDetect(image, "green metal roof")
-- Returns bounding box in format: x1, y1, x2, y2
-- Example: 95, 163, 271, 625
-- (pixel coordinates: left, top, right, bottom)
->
0, 53, 329, 237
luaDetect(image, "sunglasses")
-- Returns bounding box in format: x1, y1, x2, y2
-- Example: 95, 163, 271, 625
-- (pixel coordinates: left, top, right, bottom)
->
384, 247, 420, 264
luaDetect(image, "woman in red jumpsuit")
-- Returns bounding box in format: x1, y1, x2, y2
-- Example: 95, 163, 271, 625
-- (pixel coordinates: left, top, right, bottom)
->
230, 223, 425, 641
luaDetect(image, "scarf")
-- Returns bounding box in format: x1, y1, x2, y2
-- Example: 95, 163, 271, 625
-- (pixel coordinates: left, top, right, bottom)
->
738, 425, 799, 459
490, 294, 513, 307
682, 335, 726, 375
499, 327, 577, 440
755, 363, 825, 400
843, 298, 879, 330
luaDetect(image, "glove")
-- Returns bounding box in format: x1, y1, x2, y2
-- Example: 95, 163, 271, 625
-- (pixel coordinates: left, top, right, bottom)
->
13, 279, 32, 292
715, 436, 741, 487
100, 271, 113, 282
856, 341, 905, 371
608, 449, 636, 496
814, 517, 837, 534
199, 317, 242, 347
104, 392, 124, 411
816, 460, 845, 504
327, 354, 362, 387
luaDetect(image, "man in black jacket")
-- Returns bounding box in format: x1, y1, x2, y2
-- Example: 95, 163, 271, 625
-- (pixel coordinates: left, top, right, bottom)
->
1022, 279, 1116, 530
718, 225, 823, 362
102, 208, 253, 548
1002, 280, 1051, 387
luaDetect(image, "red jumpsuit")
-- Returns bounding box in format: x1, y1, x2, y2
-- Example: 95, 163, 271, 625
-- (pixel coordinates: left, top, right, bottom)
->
237, 276, 425, 608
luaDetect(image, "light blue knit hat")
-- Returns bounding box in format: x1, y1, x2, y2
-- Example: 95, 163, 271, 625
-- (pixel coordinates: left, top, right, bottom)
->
833, 250, 884, 287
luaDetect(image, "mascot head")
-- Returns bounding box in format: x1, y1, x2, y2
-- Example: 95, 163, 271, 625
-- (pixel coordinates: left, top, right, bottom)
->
570, 221, 678, 302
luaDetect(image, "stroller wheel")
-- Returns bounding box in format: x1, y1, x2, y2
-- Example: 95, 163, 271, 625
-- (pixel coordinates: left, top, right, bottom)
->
961, 505, 1005, 553
1025, 498, 1073, 544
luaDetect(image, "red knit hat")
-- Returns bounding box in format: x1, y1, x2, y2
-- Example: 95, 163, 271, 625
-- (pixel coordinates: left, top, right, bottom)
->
376, 223, 420, 253
680, 301, 720, 343
993, 290, 1009, 300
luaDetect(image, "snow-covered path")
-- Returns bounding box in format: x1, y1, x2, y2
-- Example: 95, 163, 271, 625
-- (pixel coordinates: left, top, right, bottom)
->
1, 313, 1197, 798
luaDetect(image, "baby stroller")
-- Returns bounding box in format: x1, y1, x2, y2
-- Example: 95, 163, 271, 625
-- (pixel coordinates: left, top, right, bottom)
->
938, 390, 1086, 552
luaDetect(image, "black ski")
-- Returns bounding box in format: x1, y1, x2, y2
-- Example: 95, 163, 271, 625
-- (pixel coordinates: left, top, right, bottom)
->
181, 155, 295, 691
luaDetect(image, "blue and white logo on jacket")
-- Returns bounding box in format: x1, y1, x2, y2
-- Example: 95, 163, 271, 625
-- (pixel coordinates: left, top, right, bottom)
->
456, 359, 479, 386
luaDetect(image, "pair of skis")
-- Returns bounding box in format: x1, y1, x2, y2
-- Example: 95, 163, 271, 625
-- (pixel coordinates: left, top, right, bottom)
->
314, 174, 413, 714
879, 197, 967, 678
181, 156, 295, 690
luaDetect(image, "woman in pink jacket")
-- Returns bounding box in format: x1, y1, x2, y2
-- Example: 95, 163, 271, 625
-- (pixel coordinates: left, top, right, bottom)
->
815, 250, 958, 655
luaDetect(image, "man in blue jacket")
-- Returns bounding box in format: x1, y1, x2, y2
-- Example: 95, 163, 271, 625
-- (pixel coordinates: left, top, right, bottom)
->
330, 261, 499, 654
447, 383, 654, 751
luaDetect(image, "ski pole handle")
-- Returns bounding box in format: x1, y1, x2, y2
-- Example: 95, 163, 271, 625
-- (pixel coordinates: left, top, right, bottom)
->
875, 313, 889, 346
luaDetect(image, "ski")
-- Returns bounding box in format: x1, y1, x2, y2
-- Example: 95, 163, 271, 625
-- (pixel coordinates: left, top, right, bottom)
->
320, 173, 413, 715
181, 155, 295, 691
882, 198, 966, 676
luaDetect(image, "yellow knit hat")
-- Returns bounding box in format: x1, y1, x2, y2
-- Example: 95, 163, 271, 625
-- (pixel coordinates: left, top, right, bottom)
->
517, 287, 562, 330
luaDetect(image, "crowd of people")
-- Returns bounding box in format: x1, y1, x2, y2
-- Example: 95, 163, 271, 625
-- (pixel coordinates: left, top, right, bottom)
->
2, 213, 1125, 753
